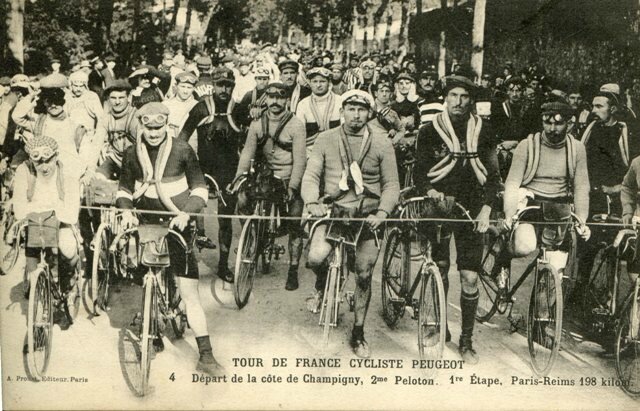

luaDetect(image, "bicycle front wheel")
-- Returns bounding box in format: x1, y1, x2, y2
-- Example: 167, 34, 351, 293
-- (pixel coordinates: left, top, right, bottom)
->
381, 227, 408, 327
417, 264, 446, 362
26, 268, 53, 380
476, 231, 505, 322
91, 224, 112, 315
615, 282, 640, 398
234, 217, 260, 309
139, 275, 156, 396
321, 264, 339, 347
527, 262, 563, 376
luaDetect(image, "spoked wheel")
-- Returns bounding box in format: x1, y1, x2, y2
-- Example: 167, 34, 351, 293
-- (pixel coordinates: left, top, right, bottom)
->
234, 217, 260, 309
321, 264, 339, 347
1, 230, 21, 275
261, 235, 274, 275
582, 247, 615, 322
615, 282, 640, 398
91, 225, 112, 315
476, 231, 507, 322
138, 275, 156, 396
527, 262, 563, 376
26, 268, 53, 380
417, 265, 446, 362
64, 262, 82, 323
381, 227, 408, 327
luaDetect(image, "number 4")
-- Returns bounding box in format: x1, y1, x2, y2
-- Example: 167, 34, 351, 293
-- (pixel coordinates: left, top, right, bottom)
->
169, 373, 176, 382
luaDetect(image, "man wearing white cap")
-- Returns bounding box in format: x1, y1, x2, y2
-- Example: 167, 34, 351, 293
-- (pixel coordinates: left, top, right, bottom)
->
162, 71, 199, 139
295, 67, 342, 157
302, 89, 399, 358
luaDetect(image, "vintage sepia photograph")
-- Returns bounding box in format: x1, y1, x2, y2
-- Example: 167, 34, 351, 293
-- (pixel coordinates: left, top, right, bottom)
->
0, 0, 639, 409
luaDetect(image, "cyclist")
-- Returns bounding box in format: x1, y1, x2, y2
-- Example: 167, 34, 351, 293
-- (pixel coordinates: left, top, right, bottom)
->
302, 89, 400, 358
413, 74, 501, 364
278, 59, 310, 113
178, 67, 240, 279
115, 102, 222, 376
233, 81, 307, 290
390, 72, 421, 136
503, 101, 591, 301
162, 71, 199, 139
12, 135, 82, 303
295, 67, 342, 158
233, 67, 271, 129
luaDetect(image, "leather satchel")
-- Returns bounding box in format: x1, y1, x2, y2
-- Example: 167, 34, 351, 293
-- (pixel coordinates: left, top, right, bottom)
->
26, 211, 59, 249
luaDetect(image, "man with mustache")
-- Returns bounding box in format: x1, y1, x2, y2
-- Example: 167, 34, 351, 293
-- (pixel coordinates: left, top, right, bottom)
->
178, 67, 240, 279
116, 102, 222, 376
278, 59, 310, 113
414, 75, 501, 365
233, 82, 306, 290
302, 89, 399, 358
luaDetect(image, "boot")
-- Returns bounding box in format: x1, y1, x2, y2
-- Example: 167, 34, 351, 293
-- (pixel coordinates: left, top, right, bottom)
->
459, 289, 480, 364
285, 265, 299, 291
195, 336, 224, 376
216, 251, 234, 283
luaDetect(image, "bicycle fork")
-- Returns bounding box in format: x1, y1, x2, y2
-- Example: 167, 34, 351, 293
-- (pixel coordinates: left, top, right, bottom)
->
319, 243, 343, 328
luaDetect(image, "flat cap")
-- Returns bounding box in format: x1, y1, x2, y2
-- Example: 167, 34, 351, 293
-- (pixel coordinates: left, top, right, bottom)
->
341, 89, 375, 109
10, 74, 30, 89
79, 60, 91, 69
69, 70, 89, 84
330, 63, 344, 71
195, 56, 212, 68
278, 59, 299, 72
212, 67, 235, 85
395, 72, 415, 83
265, 81, 289, 96
40, 73, 68, 89
541, 101, 574, 117
442, 75, 477, 95
104, 79, 132, 95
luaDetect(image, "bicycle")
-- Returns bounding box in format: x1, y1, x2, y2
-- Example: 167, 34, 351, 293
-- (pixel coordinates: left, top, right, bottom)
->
25, 214, 82, 381
84, 178, 136, 315
114, 222, 190, 396
382, 196, 481, 362
1, 212, 26, 276
308, 197, 380, 347
475, 204, 585, 376
580, 212, 640, 397
228, 160, 287, 309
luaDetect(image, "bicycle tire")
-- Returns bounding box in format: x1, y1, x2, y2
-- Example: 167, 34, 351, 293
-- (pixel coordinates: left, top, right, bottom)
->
527, 261, 563, 376
234, 217, 260, 309
64, 261, 82, 323
615, 282, 640, 398
582, 247, 615, 322
91, 224, 111, 315
562, 229, 579, 302
166, 271, 186, 339
26, 267, 53, 380
322, 264, 339, 347
139, 274, 155, 396
476, 231, 504, 322
1, 236, 20, 275
381, 227, 407, 328
417, 265, 446, 362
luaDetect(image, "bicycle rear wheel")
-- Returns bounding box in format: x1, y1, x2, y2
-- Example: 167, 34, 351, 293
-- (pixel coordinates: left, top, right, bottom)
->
381, 227, 408, 327
26, 268, 53, 380
615, 282, 640, 398
527, 261, 563, 376
91, 224, 112, 315
417, 265, 446, 361
234, 217, 260, 309
582, 246, 615, 322
139, 275, 156, 396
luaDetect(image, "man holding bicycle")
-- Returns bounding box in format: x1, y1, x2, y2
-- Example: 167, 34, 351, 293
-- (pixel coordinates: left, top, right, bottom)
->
413, 75, 501, 364
302, 89, 400, 358
116, 102, 222, 376
233, 81, 307, 290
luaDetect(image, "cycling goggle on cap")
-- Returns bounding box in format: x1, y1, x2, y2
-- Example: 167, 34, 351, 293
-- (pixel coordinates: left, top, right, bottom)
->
265, 81, 289, 97
25, 135, 59, 163
541, 101, 573, 123
137, 102, 169, 127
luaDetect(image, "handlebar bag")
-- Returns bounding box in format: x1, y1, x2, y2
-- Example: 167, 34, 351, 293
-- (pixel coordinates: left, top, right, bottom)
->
89, 178, 119, 206
26, 211, 59, 249
138, 225, 170, 268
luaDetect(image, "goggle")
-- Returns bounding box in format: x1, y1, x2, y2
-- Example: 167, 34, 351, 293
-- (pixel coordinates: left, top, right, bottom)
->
140, 113, 168, 126
508, 84, 523, 91
29, 147, 56, 163
542, 113, 567, 123
266, 88, 287, 97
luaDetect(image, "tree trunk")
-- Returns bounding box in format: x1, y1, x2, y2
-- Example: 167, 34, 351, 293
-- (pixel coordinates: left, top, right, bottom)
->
470, 0, 486, 80
351, 5, 358, 53
383, 12, 392, 52
198, 3, 217, 44
6, 0, 25, 70
363, 15, 368, 52
170, 0, 180, 31
182, 0, 193, 50
98, 0, 114, 53
438, 0, 447, 78
373, 0, 389, 52
399, 0, 409, 48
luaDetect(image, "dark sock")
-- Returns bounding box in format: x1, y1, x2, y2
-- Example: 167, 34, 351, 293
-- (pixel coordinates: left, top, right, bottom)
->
460, 290, 479, 340
195, 335, 214, 362
197, 229, 206, 236
288, 264, 298, 274
352, 325, 364, 341
312, 262, 328, 292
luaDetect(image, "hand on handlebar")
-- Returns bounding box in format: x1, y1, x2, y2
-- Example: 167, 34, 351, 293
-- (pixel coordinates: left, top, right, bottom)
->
307, 203, 328, 218
170, 211, 190, 231
575, 222, 591, 241
426, 189, 445, 201
121, 211, 138, 230
365, 211, 386, 231
474, 205, 492, 233
623, 214, 634, 227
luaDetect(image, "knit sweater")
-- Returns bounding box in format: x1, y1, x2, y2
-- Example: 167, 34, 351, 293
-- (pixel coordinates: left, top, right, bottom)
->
295, 92, 342, 153
301, 125, 400, 214
622, 156, 640, 217
236, 111, 307, 191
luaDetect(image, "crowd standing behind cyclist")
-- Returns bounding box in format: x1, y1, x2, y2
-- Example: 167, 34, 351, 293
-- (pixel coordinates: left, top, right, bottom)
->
4, 40, 640, 370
